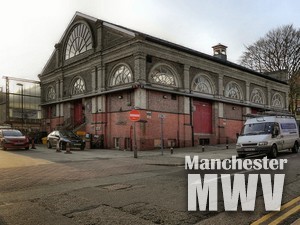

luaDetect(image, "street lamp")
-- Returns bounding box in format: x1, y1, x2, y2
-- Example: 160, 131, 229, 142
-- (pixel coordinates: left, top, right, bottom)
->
16, 83, 24, 130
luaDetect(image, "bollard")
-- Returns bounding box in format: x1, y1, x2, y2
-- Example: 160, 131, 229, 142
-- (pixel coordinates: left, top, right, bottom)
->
226, 137, 229, 149
31, 139, 36, 149
201, 139, 205, 152
65, 142, 72, 154
170, 147, 173, 154
56, 140, 61, 152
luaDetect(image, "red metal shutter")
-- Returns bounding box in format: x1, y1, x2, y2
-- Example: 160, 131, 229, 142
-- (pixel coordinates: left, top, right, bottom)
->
193, 100, 212, 134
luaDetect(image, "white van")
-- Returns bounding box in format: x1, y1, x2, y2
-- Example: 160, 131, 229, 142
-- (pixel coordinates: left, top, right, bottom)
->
236, 115, 300, 158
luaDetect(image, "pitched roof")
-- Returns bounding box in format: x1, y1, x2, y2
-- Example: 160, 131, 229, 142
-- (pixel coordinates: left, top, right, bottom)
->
40, 12, 288, 85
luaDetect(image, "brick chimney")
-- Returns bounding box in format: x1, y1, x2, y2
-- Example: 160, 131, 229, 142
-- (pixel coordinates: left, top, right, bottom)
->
212, 43, 227, 61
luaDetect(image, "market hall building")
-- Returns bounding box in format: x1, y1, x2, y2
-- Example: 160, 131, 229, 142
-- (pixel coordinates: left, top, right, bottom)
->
39, 12, 289, 150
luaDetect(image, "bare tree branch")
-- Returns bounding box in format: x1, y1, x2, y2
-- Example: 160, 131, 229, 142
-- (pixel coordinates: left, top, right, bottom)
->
239, 24, 300, 113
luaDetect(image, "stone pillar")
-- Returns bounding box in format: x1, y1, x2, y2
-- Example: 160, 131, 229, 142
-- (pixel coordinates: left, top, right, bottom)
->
183, 64, 190, 91
134, 89, 147, 109
59, 78, 63, 99
55, 80, 60, 100
97, 65, 105, 92
96, 95, 106, 113
91, 67, 97, 92
96, 21, 103, 51
54, 43, 61, 68
266, 82, 271, 108
183, 97, 190, 114
218, 74, 224, 97
134, 52, 146, 82
246, 81, 250, 103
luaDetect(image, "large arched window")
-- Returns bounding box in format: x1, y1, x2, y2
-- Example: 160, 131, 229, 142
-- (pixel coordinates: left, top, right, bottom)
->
192, 75, 214, 94
224, 81, 243, 100
272, 93, 284, 108
47, 86, 56, 101
71, 77, 86, 95
149, 64, 178, 87
110, 64, 133, 86
65, 23, 93, 60
250, 88, 265, 104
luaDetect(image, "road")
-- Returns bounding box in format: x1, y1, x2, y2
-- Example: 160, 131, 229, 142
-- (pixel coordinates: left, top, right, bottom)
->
0, 146, 299, 225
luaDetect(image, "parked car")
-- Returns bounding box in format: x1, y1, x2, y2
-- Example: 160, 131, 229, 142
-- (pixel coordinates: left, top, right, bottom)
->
47, 130, 85, 150
0, 129, 30, 150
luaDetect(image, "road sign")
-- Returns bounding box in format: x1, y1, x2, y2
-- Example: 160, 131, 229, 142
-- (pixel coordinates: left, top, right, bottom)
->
129, 110, 141, 122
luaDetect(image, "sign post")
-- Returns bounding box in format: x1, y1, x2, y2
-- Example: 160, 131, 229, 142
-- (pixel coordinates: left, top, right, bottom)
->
159, 114, 165, 155
129, 110, 141, 158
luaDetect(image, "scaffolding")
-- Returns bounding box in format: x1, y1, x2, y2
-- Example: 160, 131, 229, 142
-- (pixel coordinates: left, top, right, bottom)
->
0, 76, 41, 132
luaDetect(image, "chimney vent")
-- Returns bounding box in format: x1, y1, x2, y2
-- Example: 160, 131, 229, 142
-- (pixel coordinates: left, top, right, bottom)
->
212, 43, 227, 61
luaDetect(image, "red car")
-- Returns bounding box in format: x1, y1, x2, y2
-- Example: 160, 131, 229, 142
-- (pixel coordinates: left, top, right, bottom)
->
0, 129, 30, 150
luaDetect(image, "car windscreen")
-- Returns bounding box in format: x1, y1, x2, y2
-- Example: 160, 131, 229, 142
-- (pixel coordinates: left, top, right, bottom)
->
241, 122, 274, 136
3, 130, 23, 137
60, 130, 78, 138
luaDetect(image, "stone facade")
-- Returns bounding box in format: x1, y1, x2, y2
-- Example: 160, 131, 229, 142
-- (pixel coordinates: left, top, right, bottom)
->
39, 12, 289, 150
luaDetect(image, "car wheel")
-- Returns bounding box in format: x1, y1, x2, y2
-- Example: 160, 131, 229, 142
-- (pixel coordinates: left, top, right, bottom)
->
1, 143, 7, 150
47, 141, 52, 149
292, 142, 299, 153
268, 144, 278, 158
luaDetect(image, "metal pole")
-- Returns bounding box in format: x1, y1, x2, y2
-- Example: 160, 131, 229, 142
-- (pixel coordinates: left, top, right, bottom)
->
160, 116, 164, 155
21, 86, 24, 130
133, 122, 137, 158
16, 83, 24, 130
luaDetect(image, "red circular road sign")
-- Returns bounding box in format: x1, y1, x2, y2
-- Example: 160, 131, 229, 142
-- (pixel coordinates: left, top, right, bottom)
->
129, 110, 141, 121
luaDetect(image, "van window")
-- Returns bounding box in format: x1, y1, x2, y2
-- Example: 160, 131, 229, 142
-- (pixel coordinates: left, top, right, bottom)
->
241, 122, 274, 136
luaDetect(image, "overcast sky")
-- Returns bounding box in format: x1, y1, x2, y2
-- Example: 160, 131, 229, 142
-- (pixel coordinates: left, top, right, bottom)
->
1, 0, 299, 82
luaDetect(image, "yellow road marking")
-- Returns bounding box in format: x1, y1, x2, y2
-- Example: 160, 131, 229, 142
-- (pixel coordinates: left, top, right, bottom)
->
268, 205, 300, 225
251, 196, 300, 225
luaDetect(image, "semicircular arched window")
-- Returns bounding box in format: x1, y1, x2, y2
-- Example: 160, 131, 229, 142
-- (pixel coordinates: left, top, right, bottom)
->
192, 75, 214, 94
272, 93, 284, 108
72, 78, 86, 95
65, 23, 93, 60
149, 65, 178, 87
250, 88, 265, 104
224, 81, 243, 100
110, 65, 133, 86
47, 86, 56, 101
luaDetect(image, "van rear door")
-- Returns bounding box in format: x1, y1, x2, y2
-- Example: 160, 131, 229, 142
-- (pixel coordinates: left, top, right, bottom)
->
273, 123, 284, 150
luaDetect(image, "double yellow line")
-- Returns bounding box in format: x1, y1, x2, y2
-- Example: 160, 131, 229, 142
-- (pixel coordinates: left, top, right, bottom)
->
251, 196, 300, 225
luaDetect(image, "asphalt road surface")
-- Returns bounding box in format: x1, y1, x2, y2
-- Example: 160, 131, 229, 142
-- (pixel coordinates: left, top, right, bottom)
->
0, 146, 299, 225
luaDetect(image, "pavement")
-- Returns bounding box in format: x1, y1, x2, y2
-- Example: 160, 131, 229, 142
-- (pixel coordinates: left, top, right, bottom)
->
0, 143, 237, 169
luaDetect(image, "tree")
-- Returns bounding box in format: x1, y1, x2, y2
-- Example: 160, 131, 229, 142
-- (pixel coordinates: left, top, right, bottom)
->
240, 24, 300, 113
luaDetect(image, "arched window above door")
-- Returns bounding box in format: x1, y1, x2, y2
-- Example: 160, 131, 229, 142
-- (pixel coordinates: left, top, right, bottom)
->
71, 77, 86, 95
47, 86, 56, 101
65, 23, 93, 60
250, 88, 265, 105
110, 64, 133, 86
191, 74, 215, 94
224, 81, 243, 100
272, 92, 284, 108
149, 64, 179, 87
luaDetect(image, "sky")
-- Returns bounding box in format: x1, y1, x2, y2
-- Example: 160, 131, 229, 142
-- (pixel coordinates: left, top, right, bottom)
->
0, 0, 299, 82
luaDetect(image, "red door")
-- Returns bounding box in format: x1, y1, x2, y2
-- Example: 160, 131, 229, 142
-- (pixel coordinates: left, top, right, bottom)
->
74, 100, 83, 125
193, 100, 212, 134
